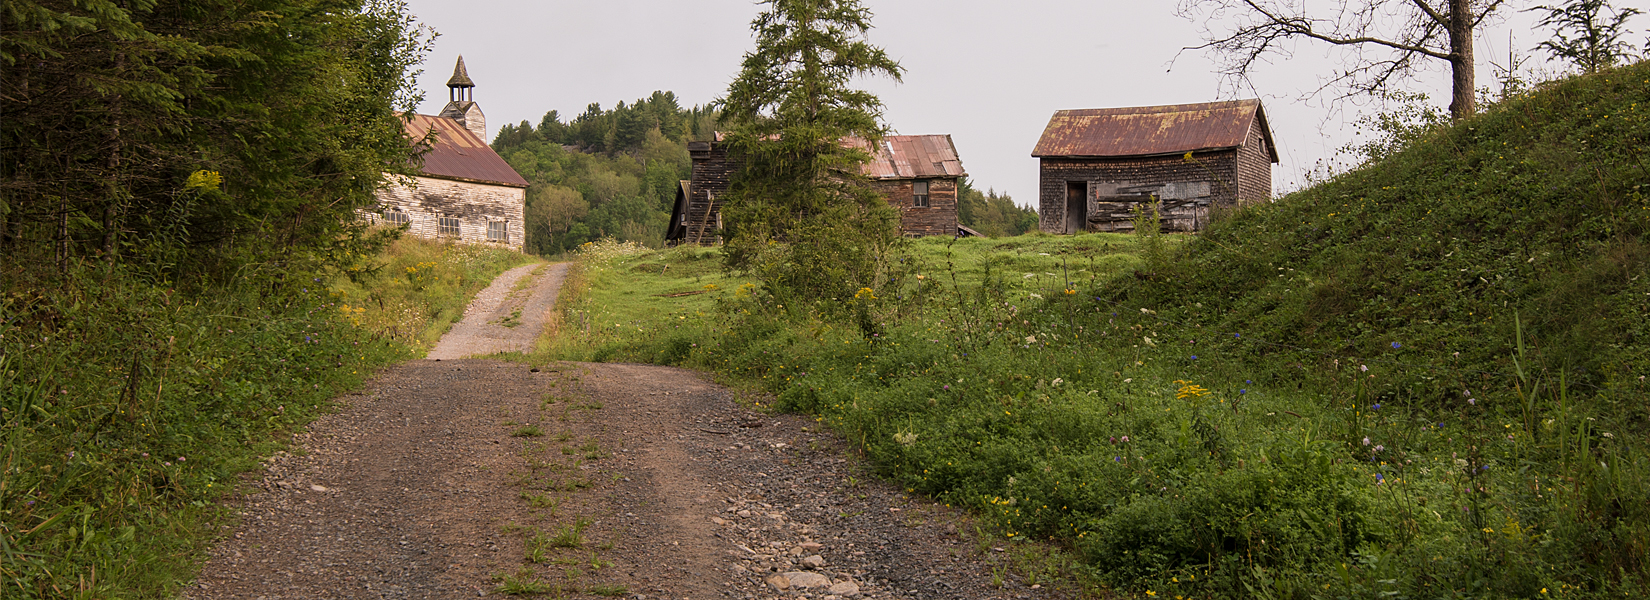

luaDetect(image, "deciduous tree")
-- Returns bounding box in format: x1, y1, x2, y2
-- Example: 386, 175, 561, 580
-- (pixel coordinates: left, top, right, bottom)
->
1178, 0, 1508, 119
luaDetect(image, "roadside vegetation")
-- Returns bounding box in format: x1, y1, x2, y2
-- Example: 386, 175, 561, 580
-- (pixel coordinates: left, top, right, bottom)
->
0, 234, 524, 596
536, 62, 1650, 597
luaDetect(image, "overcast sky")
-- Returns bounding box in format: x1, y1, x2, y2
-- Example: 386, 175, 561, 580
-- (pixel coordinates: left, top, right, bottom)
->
404, 0, 1649, 207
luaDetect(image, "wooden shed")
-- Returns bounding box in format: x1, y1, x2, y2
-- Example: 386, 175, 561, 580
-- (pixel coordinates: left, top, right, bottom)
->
668, 134, 966, 245
372, 56, 528, 250
1032, 99, 1277, 234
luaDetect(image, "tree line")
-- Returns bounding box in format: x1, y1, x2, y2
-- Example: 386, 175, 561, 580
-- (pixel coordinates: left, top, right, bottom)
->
491, 91, 1039, 256
490, 93, 714, 254
1, 0, 432, 281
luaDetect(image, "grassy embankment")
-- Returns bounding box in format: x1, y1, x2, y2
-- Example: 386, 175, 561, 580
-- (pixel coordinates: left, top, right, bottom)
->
1, 235, 530, 597
536, 63, 1649, 598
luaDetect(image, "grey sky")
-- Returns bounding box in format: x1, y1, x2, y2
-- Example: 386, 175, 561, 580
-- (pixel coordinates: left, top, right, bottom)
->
405, 1, 1648, 208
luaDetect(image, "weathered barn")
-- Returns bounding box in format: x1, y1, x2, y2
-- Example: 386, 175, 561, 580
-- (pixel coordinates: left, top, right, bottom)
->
1032, 99, 1277, 234
668, 134, 966, 245
372, 57, 528, 250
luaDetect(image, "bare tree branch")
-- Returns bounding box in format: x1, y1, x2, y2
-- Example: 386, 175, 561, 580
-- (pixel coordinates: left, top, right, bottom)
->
1179, 0, 1505, 119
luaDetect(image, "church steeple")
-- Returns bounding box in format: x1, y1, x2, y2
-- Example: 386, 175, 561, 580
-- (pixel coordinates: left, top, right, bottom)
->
446, 55, 475, 103
439, 55, 486, 140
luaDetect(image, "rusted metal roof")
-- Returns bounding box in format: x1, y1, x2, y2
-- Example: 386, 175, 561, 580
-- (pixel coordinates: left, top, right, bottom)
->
402, 114, 529, 188
1031, 99, 1277, 162
856, 134, 967, 180
705, 132, 967, 179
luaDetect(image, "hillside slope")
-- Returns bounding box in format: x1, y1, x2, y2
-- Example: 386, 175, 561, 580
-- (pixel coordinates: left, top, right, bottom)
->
1109, 61, 1649, 410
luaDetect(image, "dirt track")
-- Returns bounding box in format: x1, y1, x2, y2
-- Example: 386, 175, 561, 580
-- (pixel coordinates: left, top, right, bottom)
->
187, 262, 1069, 599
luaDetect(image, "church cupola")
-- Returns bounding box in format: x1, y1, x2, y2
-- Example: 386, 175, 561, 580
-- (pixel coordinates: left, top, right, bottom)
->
439, 55, 487, 141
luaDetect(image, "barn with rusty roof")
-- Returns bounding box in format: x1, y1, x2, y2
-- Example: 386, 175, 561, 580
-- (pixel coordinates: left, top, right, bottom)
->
669, 133, 966, 245
1031, 99, 1277, 234
373, 56, 528, 250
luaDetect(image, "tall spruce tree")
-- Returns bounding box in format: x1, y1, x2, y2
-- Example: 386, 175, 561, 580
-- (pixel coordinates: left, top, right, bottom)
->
716, 0, 905, 308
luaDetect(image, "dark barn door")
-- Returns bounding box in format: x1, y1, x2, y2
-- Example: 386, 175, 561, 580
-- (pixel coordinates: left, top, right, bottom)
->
1065, 181, 1087, 234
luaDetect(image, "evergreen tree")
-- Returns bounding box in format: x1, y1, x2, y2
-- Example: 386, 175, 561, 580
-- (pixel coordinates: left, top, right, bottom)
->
1530, 0, 1643, 73
1, 0, 432, 278
716, 0, 905, 308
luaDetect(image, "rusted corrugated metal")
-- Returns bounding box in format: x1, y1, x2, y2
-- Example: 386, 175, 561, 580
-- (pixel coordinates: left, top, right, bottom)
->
403, 114, 529, 188
710, 132, 965, 180
855, 134, 966, 180
1031, 99, 1277, 161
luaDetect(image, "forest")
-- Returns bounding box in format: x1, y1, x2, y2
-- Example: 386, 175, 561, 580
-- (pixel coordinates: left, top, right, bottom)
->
489, 95, 1038, 255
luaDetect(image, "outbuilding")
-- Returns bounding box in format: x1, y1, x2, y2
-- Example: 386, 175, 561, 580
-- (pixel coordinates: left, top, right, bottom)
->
669, 134, 966, 245
373, 56, 528, 250
1032, 99, 1277, 233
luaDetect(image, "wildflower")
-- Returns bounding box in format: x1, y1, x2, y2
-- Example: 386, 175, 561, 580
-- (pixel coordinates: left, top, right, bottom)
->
1120, 436, 1130, 442
1234, 333, 1241, 338
1190, 355, 1198, 360
1375, 473, 1384, 484
1360, 364, 1368, 372
1239, 389, 1247, 395
1025, 335, 1036, 343
1362, 437, 1371, 446
1391, 342, 1402, 349
1371, 403, 1381, 410
1174, 381, 1209, 399
1374, 445, 1384, 452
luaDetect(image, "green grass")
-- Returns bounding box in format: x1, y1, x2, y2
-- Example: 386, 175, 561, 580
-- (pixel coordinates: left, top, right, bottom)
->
0, 234, 530, 597
534, 63, 1650, 598
328, 235, 536, 351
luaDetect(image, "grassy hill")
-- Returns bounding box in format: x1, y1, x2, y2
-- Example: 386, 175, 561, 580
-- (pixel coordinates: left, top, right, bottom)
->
1110, 63, 1648, 413
544, 62, 1648, 598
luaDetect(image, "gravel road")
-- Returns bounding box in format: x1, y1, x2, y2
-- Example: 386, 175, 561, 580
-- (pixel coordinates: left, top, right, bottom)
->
186, 261, 1072, 599
427, 262, 567, 360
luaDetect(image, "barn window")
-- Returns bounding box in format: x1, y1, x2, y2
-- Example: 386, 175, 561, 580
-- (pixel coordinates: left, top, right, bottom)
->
382, 210, 410, 226
438, 216, 461, 237
912, 180, 930, 207
488, 220, 508, 242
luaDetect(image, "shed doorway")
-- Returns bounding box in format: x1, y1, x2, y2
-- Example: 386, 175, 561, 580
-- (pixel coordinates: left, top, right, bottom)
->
1065, 181, 1087, 234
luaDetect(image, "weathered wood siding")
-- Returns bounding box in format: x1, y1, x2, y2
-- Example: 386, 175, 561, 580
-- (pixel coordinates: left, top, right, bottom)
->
1235, 121, 1274, 205
872, 178, 958, 237
372, 175, 525, 250
1037, 149, 1238, 234
679, 141, 733, 245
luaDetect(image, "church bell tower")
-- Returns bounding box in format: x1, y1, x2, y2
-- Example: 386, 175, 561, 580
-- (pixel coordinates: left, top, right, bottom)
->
439, 56, 487, 141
